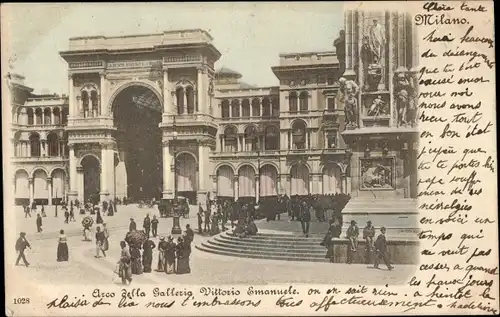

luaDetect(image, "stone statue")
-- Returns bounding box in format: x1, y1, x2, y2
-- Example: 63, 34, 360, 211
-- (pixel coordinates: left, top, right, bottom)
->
333, 30, 346, 75
367, 95, 386, 116
368, 19, 385, 65
395, 72, 417, 126
335, 77, 347, 109
344, 79, 360, 128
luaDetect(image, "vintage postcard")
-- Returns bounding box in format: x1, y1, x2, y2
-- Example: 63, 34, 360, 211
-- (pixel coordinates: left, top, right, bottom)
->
2, 1, 498, 316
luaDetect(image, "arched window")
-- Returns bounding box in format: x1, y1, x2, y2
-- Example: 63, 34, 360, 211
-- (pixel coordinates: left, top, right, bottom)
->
27, 108, 34, 125
252, 98, 260, 117
29, 133, 41, 157
221, 100, 230, 118
231, 99, 240, 118
299, 91, 308, 112
244, 126, 258, 151
13, 132, 22, 157
292, 120, 307, 149
186, 86, 195, 114
264, 125, 279, 150
82, 91, 90, 118
91, 90, 99, 117
272, 98, 280, 118
241, 99, 250, 117
262, 98, 271, 118
223, 126, 238, 152
44, 108, 51, 125
176, 87, 185, 114
289, 92, 298, 113
35, 108, 43, 125
47, 132, 59, 156
53, 108, 61, 125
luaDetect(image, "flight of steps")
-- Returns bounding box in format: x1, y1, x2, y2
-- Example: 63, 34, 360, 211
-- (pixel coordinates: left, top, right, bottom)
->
196, 231, 329, 262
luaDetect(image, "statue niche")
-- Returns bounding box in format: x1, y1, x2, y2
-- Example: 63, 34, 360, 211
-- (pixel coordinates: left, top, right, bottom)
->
362, 19, 386, 91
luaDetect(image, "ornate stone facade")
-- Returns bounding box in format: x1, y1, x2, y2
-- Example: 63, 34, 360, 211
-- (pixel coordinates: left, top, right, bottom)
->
10, 26, 416, 212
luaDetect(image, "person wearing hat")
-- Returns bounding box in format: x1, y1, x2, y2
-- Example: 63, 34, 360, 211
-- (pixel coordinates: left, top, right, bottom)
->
15, 232, 31, 266
129, 218, 137, 232
363, 220, 376, 264
374, 227, 393, 270
143, 214, 151, 237
142, 236, 156, 273
151, 215, 159, 237
156, 237, 167, 272
300, 201, 311, 237
164, 236, 176, 274
346, 220, 359, 264
36, 213, 43, 233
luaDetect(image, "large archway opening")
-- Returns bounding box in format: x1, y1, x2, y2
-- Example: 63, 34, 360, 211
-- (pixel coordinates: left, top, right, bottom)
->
113, 85, 162, 201
82, 155, 101, 203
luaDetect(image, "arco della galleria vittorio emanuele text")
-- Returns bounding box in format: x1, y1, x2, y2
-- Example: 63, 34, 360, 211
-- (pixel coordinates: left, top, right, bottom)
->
9, 10, 419, 242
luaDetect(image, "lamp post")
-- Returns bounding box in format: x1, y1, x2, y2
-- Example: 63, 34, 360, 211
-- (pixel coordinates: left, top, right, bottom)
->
171, 115, 182, 235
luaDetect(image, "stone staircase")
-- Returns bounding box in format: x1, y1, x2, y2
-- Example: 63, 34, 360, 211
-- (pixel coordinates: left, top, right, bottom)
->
196, 231, 329, 262
196, 229, 419, 264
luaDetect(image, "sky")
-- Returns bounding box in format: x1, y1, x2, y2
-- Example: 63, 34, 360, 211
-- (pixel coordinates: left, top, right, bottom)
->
3, 3, 344, 94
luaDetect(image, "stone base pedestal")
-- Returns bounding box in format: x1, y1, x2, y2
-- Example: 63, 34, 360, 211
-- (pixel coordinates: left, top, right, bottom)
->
67, 191, 78, 203
341, 198, 418, 240
99, 191, 109, 203
330, 238, 419, 265
162, 191, 174, 200
197, 191, 208, 208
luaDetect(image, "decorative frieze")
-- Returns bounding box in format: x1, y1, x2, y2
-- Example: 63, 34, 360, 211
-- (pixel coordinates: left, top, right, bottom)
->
69, 61, 104, 69
163, 55, 201, 64
107, 60, 161, 69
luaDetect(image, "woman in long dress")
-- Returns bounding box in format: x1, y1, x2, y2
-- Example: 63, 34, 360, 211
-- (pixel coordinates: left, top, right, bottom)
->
175, 237, 191, 274
57, 229, 69, 261
96, 210, 103, 224
83, 225, 92, 241
118, 241, 132, 285
142, 238, 156, 273
164, 237, 176, 274
102, 223, 109, 252
130, 245, 143, 275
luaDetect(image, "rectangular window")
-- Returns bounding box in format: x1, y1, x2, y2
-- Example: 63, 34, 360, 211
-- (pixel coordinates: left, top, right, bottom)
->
327, 97, 335, 110
326, 131, 337, 148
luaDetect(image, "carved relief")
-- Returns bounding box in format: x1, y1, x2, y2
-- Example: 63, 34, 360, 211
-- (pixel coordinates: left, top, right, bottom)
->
360, 157, 394, 189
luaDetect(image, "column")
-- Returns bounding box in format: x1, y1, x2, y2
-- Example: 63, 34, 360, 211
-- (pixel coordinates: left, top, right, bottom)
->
211, 175, 217, 199
255, 175, 260, 203
162, 141, 173, 198
100, 72, 107, 116
184, 89, 188, 114
68, 74, 75, 116
68, 145, 77, 200
163, 69, 172, 114
305, 130, 310, 149
50, 108, 54, 125
221, 136, 225, 152
259, 98, 263, 118
76, 167, 84, 202
100, 144, 109, 201
197, 68, 204, 113
409, 13, 419, 72
234, 176, 239, 200
28, 178, 33, 203
42, 110, 45, 126
47, 177, 53, 205
198, 142, 209, 206
344, 10, 356, 79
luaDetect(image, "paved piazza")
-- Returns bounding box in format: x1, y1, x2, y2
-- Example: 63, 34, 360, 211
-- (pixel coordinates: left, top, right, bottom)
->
11, 206, 415, 286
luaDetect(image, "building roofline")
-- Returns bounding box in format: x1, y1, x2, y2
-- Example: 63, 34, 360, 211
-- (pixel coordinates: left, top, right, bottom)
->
69, 28, 214, 41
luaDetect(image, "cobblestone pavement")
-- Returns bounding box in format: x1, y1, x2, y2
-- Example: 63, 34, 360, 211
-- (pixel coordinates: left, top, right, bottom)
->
10, 205, 415, 286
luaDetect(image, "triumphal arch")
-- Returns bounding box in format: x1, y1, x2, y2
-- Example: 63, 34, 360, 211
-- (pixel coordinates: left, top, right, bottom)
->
60, 30, 220, 206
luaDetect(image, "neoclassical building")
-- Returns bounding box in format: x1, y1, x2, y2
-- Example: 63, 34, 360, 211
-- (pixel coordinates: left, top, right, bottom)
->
10, 9, 419, 226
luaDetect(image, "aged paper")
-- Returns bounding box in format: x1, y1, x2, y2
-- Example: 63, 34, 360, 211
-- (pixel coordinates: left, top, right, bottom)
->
2, 1, 498, 316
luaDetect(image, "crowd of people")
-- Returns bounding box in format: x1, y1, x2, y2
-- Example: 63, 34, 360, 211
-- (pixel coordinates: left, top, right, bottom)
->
117, 219, 195, 285
321, 219, 394, 270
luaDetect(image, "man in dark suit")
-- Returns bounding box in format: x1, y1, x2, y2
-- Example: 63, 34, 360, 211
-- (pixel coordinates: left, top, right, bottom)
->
15, 232, 31, 266
374, 227, 394, 270
300, 201, 311, 237
129, 218, 137, 232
